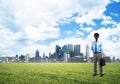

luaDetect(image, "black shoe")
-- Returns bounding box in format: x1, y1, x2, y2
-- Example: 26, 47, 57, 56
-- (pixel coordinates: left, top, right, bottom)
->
100, 74, 104, 77
93, 74, 97, 76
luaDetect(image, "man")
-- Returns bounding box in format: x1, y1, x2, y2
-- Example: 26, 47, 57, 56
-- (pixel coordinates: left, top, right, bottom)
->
91, 33, 104, 77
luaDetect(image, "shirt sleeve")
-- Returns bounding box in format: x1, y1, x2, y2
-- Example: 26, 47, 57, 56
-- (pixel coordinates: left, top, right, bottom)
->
91, 41, 94, 51
100, 42, 104, 54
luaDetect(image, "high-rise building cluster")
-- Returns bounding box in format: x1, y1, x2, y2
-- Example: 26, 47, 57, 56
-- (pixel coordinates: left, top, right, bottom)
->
56, 44, 81, 57
0, 44, 116, 63
55, 44, 84, 62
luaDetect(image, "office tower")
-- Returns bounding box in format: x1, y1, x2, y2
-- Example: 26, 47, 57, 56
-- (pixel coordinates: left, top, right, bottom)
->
113, 57, 115, 62
49, 52, 51, 58
68, 44, 74, 53
43, 53, 45, 59
56, 45, 61, 60
16, 54, 19, 62
25, 54, 29, 62
86, 44, 90, 62
55, 45, 64, 61
74, 44, 81, 56
62, 45, 68, 54
68, 44, 74, 57
55, 45, 61, 54
35, 49, 39, 62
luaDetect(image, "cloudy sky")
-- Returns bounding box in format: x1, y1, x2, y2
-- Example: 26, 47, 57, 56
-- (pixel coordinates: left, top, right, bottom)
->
0, 0, 120, 58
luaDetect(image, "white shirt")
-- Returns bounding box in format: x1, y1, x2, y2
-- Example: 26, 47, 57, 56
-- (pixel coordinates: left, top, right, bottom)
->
91, 41, 103, 53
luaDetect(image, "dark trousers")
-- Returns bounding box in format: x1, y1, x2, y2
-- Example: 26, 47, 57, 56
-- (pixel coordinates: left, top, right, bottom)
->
93, 53, 103, 75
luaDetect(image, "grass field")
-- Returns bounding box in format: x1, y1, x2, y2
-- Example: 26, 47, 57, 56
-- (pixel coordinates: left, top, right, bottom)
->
0, 63, 120, 84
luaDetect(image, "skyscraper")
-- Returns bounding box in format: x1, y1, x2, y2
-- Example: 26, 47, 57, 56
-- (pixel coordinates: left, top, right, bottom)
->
86, 44, 90, 62
35, 49, 39, 62
25, 54, 29, 62
68, 44, 74, 57
74, 44, 81, 56
62, 45, 68, 54
68, 44, 74, 53
16, 54, 19, 62
56, 45, 61, 54
56, 45, 64, 61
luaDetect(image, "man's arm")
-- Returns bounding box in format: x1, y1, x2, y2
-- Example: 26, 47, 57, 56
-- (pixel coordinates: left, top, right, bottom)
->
91, 41, 94, 51
100, 43, 105, 57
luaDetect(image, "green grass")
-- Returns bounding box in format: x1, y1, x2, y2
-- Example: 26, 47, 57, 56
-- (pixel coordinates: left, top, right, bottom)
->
0, 63, 120, 84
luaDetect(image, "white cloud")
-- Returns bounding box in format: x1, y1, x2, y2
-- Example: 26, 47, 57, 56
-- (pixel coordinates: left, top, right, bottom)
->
111, 12, 119, 16
75, 4, 108, 25
82, 27, 93, 32
0, 0, 81, 27
75, 31, 84, 37
0, 0, 111, 27
0, 26, 22, 48
25, 24, 60, 41
0, 0, 111, 31
18, 44, 52, 57
0, 26, 23, 56
66, 30, 73, 35
101, 15, 117, 26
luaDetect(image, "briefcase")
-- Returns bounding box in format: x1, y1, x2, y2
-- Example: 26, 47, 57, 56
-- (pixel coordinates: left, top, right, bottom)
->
100, 58, 106, 66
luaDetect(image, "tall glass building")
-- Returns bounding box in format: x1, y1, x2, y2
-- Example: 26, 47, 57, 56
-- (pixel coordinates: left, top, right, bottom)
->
62, 45, 68, 54
68, 44, 74, 53
74, 44, 81, 56
35, 49, 39, 62
86, 44, 90, 62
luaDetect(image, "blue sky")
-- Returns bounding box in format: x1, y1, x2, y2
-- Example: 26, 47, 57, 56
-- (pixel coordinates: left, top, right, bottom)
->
0, 0, 120, 58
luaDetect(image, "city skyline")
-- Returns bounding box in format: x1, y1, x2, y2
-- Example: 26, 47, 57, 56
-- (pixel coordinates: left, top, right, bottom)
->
1, 44, 118, 63
0, 0, 120, 58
